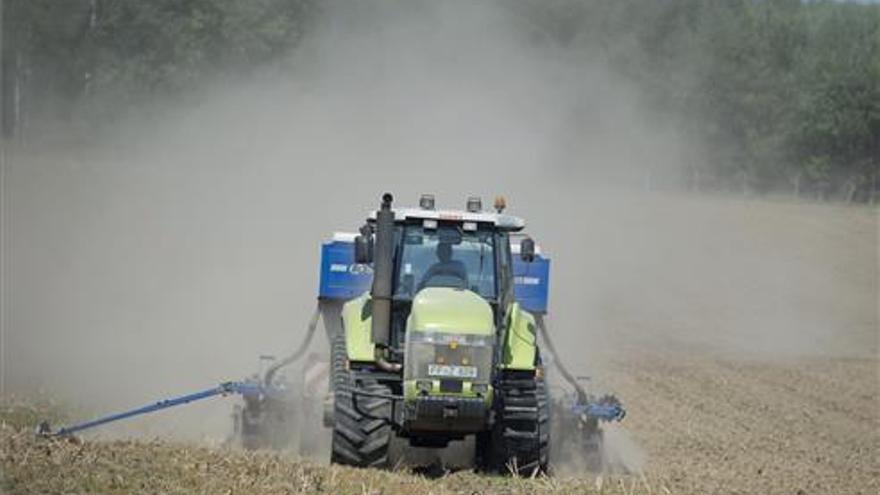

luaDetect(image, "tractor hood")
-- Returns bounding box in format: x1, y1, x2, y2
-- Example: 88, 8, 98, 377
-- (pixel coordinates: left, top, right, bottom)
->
407, 287, 494, 336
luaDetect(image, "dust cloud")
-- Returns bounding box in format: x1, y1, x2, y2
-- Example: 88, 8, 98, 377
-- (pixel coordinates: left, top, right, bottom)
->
2, 0, 875, 468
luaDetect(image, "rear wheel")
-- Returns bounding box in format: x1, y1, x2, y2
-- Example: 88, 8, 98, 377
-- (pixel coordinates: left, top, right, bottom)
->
329, 334, 393, 468
479, 370, 549, 475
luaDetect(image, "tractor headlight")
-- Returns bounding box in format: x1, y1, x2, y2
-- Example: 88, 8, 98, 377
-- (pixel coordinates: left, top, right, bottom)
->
416, 380, 433, 394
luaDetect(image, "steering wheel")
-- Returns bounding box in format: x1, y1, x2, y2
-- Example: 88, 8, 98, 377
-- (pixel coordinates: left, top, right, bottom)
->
418, 269, 468, 291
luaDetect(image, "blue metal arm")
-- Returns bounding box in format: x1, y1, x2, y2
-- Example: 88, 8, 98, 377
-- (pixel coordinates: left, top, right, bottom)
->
39, 381, 263, 438
571, 401, 626, 422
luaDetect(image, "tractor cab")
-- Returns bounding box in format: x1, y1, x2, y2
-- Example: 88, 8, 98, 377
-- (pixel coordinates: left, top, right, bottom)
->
395, 222, 497, 301
357, 195, 538, 302
318, 196, 548, 318
346, 196, 546, 354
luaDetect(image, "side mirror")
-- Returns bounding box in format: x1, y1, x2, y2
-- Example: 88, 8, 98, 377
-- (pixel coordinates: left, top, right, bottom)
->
520, 237, 536, 263
354, 234, 373, 264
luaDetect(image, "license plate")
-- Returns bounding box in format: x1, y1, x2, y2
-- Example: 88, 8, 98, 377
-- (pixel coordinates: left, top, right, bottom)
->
427, 364, 478, 379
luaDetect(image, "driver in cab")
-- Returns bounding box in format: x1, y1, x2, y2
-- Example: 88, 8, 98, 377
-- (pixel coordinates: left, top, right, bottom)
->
420, 241, 468, 289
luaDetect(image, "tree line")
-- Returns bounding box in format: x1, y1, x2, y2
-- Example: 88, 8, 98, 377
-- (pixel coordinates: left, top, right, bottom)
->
2, 0, 878, 202
516, 0, 879, 201
1, 0, 316, 136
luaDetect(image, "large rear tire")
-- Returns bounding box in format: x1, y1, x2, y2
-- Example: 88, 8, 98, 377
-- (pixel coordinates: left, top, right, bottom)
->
329, 334, 393, 468
479, 370, 549, 475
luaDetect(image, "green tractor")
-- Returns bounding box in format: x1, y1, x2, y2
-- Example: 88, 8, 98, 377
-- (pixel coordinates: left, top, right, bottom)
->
35, 192, 623, 475
323, 193, 624, 474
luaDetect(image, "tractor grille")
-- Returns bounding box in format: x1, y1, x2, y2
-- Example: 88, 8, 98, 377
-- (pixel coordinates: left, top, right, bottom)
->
405, 342, 493, 381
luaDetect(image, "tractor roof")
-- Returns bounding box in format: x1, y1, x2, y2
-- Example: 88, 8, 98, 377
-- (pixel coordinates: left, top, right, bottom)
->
332, 228, 543, 254
368, 207, 526, 232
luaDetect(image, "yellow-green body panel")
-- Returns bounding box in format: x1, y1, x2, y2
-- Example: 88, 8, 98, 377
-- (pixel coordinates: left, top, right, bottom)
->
342, 288, 538, 371
403, 288, 496, 403
501, 302, 537, 370
407, 288, 494, 336
341, 293, 375, 362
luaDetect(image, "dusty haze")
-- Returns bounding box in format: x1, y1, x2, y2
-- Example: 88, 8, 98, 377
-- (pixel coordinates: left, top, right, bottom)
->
2, 0, 876, 456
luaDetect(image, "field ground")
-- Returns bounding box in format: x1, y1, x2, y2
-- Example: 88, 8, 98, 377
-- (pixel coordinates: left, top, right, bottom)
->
3, 353, 876, 494
599, 354, 878, 494
2, 194, 877, 494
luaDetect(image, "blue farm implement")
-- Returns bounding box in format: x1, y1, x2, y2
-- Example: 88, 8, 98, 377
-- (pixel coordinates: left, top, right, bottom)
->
37, 381, 268, 438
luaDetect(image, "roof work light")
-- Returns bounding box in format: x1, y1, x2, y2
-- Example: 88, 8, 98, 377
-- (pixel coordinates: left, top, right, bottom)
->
419, 194, 436, 210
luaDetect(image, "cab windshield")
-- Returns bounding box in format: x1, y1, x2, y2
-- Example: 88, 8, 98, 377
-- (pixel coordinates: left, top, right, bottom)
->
395, 224, 496, 300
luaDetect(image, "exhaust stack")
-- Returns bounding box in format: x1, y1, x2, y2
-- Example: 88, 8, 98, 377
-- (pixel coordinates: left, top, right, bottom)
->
371, 193, 395, 347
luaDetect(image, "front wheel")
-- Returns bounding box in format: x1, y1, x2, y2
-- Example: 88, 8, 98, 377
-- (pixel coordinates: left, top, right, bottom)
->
329, 334, 393, 468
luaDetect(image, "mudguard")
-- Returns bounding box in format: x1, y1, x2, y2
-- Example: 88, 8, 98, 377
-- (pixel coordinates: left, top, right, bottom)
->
341, 293, 375, 362
501, 302, 537, 370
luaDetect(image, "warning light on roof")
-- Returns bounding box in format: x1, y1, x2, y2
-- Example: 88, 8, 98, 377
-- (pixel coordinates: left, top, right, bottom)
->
466, 196, 482, 213
494, 196, 506, 213
419, 194, 435, 210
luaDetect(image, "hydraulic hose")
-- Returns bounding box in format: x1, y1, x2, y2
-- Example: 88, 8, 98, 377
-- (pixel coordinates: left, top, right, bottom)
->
375, 356, 402, 372
263, 305, 322, 387
534, 314, 587, 403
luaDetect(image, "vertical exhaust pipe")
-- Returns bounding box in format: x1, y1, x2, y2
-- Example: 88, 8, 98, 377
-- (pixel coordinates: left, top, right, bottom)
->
371, 193, 395, 348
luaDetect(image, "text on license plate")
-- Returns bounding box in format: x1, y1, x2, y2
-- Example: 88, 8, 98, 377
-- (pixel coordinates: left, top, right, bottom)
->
427, 364, 478, 379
